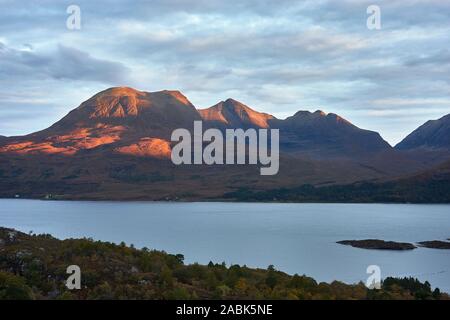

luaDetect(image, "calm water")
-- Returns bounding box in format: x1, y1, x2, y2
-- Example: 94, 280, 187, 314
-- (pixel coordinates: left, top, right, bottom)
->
0, 200, 449, 292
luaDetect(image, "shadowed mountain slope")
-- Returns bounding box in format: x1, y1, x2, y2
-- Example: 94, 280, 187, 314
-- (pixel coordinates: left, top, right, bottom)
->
271, 110, 391, 158
396, 114, 450, 150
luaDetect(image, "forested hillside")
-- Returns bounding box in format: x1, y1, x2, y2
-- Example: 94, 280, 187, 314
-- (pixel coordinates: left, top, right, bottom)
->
0, 227, 447, 300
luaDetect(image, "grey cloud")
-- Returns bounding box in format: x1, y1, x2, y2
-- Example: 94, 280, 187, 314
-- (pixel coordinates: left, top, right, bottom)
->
0, 42, 130, 84
0, 0, 295, 36
112, 26, 368, 68
405, 50, 450, 66
50, 45, 130, 83
300, 0, 450, 30
0, 0, 450, 143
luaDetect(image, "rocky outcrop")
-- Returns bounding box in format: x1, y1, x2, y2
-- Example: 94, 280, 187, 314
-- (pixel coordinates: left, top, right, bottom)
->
417, 240, 450, 249
337, 239, 417, 250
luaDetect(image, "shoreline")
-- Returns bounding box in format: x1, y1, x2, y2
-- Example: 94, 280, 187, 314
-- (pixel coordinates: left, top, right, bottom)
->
1, 196, 449, 205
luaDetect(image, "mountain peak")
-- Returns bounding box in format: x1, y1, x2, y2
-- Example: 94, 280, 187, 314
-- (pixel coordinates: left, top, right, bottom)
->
272, 108, 391, 156
35, 86, 200, 141
314, 110, 326, 116
93, 86, 143, 98
71, 87, 197, 120
89, 87, 193, 106
159, 90, 192, 105
288, 110, 351, 125
223, 98, 242, 104
199, 99, 274, 128
291, 110, 327, 119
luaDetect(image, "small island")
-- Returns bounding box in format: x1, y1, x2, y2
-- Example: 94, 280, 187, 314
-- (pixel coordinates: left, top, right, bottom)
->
337, 239, 417, 250
418, 241, 450, 249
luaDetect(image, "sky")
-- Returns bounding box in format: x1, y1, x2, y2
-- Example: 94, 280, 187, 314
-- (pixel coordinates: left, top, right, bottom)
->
1, 0, 449, 145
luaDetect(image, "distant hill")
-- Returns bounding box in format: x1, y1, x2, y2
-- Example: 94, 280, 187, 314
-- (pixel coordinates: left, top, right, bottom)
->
224, 159, 450, 203
0, 87, 448, 202
396, 114, 450, 150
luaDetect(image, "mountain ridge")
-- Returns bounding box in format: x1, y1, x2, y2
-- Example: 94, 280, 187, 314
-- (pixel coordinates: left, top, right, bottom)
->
0, 86, 449, 202
0, 87, 392, 159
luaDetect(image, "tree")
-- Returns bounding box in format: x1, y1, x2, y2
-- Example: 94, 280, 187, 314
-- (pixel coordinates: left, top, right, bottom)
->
159, 266, 174, 288
235, 278, 248, 295
0, 272, 34, 300
265, 266, 278, 289
175, 254, 185, 264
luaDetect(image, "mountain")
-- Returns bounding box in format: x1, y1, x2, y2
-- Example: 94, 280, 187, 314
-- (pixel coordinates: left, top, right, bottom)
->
199, 98, 274, 129
0, 86, 446, 201
271, 110, 391, 158
396, 114, 450, 150
0, 87, 200, 157
199, 100, 392, 159
40, 86, 201, 138
1, 87, 391, 160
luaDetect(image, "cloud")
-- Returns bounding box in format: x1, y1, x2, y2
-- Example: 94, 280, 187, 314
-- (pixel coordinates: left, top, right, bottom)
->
0, 0, 449, 144
405, 50, 450, 66
0, 42, 130, 84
